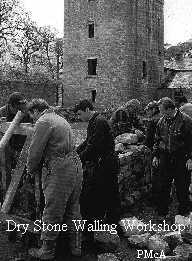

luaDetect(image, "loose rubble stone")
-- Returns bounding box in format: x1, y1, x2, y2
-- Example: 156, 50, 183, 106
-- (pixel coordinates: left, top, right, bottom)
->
94, 231, 120, 252
115, 143, 125, 152
173, 244, 192, 258
118, 151, 133, 166
182, 231, 192, 244
98, 253, 119, 261
147, 234, 170, 254
127, 233, 151, 248
162, 232, 183, 250
175, 215, 191, 233
119, 217, 146, 237
155, 255, 186, 261
115, 133, 138, 145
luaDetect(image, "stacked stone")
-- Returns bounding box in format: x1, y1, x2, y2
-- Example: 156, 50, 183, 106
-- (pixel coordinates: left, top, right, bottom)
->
118, 145, 151, 209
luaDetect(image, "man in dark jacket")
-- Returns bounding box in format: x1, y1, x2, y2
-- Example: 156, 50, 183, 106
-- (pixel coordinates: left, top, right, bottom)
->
74, 100, 121, 246
144, 101, 161, 206
144, 101, 160, 150
109, 99, 144, 138
0, 92, 32, 152
153, 97, 192, 216
0, 92, 32, 189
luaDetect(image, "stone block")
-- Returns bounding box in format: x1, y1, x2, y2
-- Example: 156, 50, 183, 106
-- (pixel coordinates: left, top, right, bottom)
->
127, 233, 151, 248
162, 232, 183, 250
147, 234, 170, 254
98, 253, 119, 261
119, 217, 146, 237
173, 244, 192, 258
95, 231, 120, 252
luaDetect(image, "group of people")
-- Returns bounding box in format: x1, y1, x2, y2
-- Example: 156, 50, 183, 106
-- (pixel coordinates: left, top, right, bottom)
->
110, 96, 192, 218
0, 93, 122, 260
1, 92, 192, 260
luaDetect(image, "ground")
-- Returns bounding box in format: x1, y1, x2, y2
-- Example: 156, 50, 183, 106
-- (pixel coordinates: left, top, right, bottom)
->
0, 197, 179, 261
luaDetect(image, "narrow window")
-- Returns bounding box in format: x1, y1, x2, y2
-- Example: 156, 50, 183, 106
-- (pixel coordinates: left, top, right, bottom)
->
88, 23, 94, 38
91, 89, 97, 102
88, 58, 97, 75
142, 61, 147, 79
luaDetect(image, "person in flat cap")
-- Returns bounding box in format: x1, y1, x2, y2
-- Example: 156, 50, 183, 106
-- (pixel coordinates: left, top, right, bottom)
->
144, 101, 161, 206
0, 92, 32, 188
109, 99, 144, 138
152, 97, 192, 217
0, 92, 31, 122
144, 101, 160, 149
175, 95, 188, 108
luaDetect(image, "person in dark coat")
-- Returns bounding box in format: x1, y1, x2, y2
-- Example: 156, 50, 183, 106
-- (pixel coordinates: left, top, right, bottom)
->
0, 92, 32, 190
0, 92, 32, 153
174, 95, 188, 108
144, 101, 161, 206
144, 101, 160, 150
74, 100, 121, 246
109, 99, 144, 138
153, 97, 192, 216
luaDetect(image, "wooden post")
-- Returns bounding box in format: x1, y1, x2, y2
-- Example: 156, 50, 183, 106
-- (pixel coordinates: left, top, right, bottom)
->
0, 150, 6, 199
0, 111, 24, 150
1, 134, 32, 214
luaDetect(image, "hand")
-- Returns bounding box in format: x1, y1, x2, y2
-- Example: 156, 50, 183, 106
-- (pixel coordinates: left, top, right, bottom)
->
0, 117, 7, 123
152, 157, 159, 168
186, 159, 192, 171
134, 129, 143, 136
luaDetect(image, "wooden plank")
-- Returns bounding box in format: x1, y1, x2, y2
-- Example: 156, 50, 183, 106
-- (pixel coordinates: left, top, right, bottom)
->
1, 134, 32, 214
0, 112, 25, 150
0, 212, 40, 234
0, 122, 34, 136
0, 150, 7, 197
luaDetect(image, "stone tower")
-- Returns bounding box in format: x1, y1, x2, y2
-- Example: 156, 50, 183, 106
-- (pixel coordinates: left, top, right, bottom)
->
63, 0, 164, 109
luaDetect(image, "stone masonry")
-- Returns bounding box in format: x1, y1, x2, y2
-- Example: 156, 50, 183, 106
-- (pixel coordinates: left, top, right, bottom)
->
63, 0, 164, 109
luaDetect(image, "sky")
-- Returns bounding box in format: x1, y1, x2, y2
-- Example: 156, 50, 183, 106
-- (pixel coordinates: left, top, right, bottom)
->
22, 0, 192, 45
21, 0, 64, 36
164, 0, 192, 45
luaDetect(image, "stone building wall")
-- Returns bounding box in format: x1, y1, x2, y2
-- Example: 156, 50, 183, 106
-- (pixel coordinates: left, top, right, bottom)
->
0, 81, 57, 107
63, 0, 164, 109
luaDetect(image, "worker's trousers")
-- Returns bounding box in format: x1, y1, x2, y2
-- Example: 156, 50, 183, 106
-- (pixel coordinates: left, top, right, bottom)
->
41, 151, 83, 250
157, 152, 191, 215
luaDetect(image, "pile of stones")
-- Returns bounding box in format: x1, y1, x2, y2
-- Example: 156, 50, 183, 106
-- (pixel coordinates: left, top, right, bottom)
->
118, 144, 151, 210
118, 215, 192, 261
96, 215, 192, 261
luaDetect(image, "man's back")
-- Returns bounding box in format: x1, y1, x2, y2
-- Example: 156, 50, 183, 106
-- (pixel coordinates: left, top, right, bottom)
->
27, 109, 75, 174
35, 109, 74, 159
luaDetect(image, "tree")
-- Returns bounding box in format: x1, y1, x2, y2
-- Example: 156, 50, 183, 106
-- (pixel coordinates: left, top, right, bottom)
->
38, 26, 56, 79
0, 0, 21, 56
12, 12, 42, 74
54, 38, 63, 80
37, 27, 63, 80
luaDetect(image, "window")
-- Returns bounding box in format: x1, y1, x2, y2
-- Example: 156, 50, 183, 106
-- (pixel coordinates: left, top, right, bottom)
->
88, 58, 97, 75
142, 61, 147, 79
91, 89, 97, 102
88, 23, 94, 38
